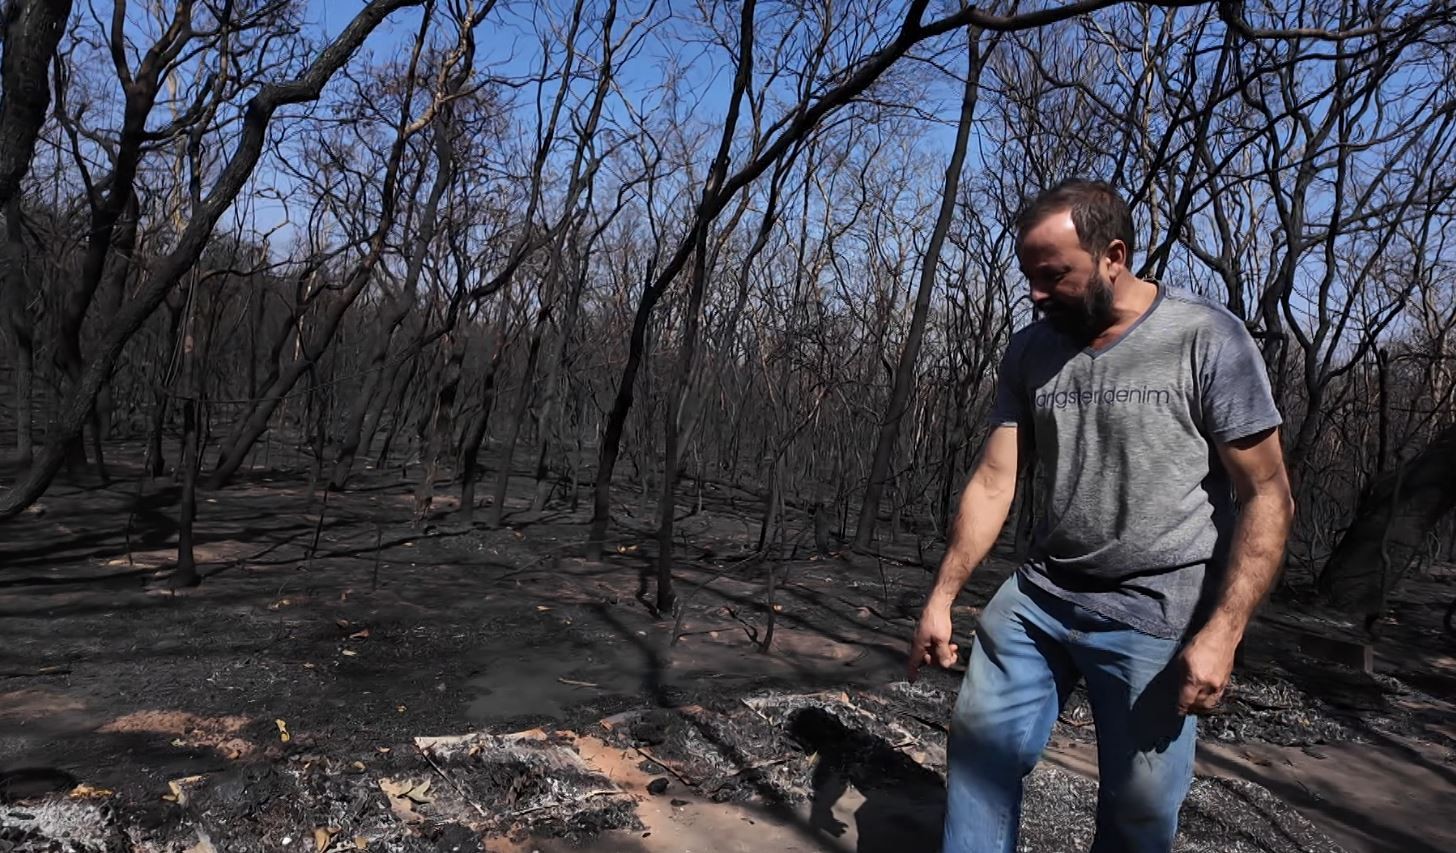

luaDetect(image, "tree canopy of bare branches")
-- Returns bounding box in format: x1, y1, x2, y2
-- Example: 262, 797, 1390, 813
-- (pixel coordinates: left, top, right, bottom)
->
1, 0, 1453, 617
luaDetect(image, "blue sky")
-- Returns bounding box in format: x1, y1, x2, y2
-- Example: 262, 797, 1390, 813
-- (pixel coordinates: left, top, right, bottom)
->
267, 1, 966, 253
82, 0, 1453, 352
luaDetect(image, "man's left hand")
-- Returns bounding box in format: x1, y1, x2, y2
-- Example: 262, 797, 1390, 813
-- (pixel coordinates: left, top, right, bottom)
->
1174, 630, 1238, 715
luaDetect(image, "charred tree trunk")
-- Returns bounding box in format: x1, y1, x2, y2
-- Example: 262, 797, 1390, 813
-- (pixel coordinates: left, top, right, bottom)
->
331, 306, 409, 488
146, 391, 169, 478
145, 294, 187, 478
487, 303, 549, 526
369, 353, 416, 471
459, 293, 516, 522
458, 351, 504, 522
171, 279, 204, 589
451, 302, 521, 507
303, 364, 330, 503
496, 0, 620, 521
332, 117, 455, 489
2, 196, 34, 466
171, 396, 202, 588
1319, 422, 1456, 612
0, 0, 73, 210
374, 355, 421, 471
11, 319, 33, 466
758, 456, 783, 553
649, 0, 759, 611
589, 0, 757, 560
415, 333, 467, 523
529, 253, 588, 512
588, 313, 648, 555
855, 25, 986, 548
209, 276, 370, 488
360, 357, 406, 460
248, 286, 266, 401
653, 285, 704, 612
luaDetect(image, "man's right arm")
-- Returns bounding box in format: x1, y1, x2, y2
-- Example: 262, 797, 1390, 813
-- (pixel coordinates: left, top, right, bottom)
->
906, 425, 1023, 681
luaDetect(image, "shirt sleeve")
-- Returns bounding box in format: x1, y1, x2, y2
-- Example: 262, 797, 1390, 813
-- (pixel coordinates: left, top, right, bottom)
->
988, 331, 1030, 429
1200, 322, 1283, 443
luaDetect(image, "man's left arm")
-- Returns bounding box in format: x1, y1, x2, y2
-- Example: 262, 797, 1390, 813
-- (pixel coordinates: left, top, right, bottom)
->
1176, 426, 1295, 715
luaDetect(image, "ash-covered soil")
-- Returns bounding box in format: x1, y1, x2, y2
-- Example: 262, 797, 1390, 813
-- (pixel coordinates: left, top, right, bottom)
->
1, 460, 1453, 851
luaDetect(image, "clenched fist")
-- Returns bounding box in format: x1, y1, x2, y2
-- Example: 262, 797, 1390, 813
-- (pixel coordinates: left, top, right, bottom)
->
907, 603, 960, 682
1174, 629, 1238, 715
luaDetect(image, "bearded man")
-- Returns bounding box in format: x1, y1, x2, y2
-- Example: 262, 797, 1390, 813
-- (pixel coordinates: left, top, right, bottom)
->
908, 179, 1294, 853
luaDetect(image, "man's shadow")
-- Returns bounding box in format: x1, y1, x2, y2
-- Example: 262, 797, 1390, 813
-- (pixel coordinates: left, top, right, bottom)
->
787, 707, 945, 852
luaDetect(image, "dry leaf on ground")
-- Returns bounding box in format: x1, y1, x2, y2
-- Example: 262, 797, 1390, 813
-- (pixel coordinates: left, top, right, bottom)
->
378, 778, 432, 824
313, 826, 340, 851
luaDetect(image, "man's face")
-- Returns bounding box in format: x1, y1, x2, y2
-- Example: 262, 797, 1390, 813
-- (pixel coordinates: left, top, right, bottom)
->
1016, 211, 1117, 342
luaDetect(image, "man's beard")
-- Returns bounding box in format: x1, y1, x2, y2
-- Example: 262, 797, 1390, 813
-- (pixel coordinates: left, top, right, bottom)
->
1040, 271, 1116, 342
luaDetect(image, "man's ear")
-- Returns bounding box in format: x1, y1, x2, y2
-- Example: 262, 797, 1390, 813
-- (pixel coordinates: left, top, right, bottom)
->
1103, 239, 1129, 277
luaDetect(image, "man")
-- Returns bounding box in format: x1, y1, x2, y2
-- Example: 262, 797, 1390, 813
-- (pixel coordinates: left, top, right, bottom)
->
908, 179, 1294, 853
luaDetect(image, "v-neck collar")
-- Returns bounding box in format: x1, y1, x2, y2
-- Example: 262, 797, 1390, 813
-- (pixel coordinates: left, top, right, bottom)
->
1081, 282, 1164, 359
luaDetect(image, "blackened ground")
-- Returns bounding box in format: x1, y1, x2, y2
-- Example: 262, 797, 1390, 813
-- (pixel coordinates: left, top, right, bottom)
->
0, 451, 1453, 851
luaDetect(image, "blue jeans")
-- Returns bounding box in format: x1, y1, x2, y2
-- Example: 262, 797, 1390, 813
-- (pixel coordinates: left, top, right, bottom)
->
944, 574, 1196, 853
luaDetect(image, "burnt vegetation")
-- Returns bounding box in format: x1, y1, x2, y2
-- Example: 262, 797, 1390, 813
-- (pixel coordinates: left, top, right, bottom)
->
0, 0, 1455, 850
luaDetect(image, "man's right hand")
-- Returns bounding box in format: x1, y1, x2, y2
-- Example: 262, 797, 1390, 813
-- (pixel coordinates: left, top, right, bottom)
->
907, 602, 959, 682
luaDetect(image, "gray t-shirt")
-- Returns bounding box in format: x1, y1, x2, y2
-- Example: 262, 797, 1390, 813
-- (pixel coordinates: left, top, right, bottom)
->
990, 286, 1282, 638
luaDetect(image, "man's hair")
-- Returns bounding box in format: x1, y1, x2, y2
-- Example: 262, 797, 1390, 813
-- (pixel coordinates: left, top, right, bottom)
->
1014, 179, 1135, 259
